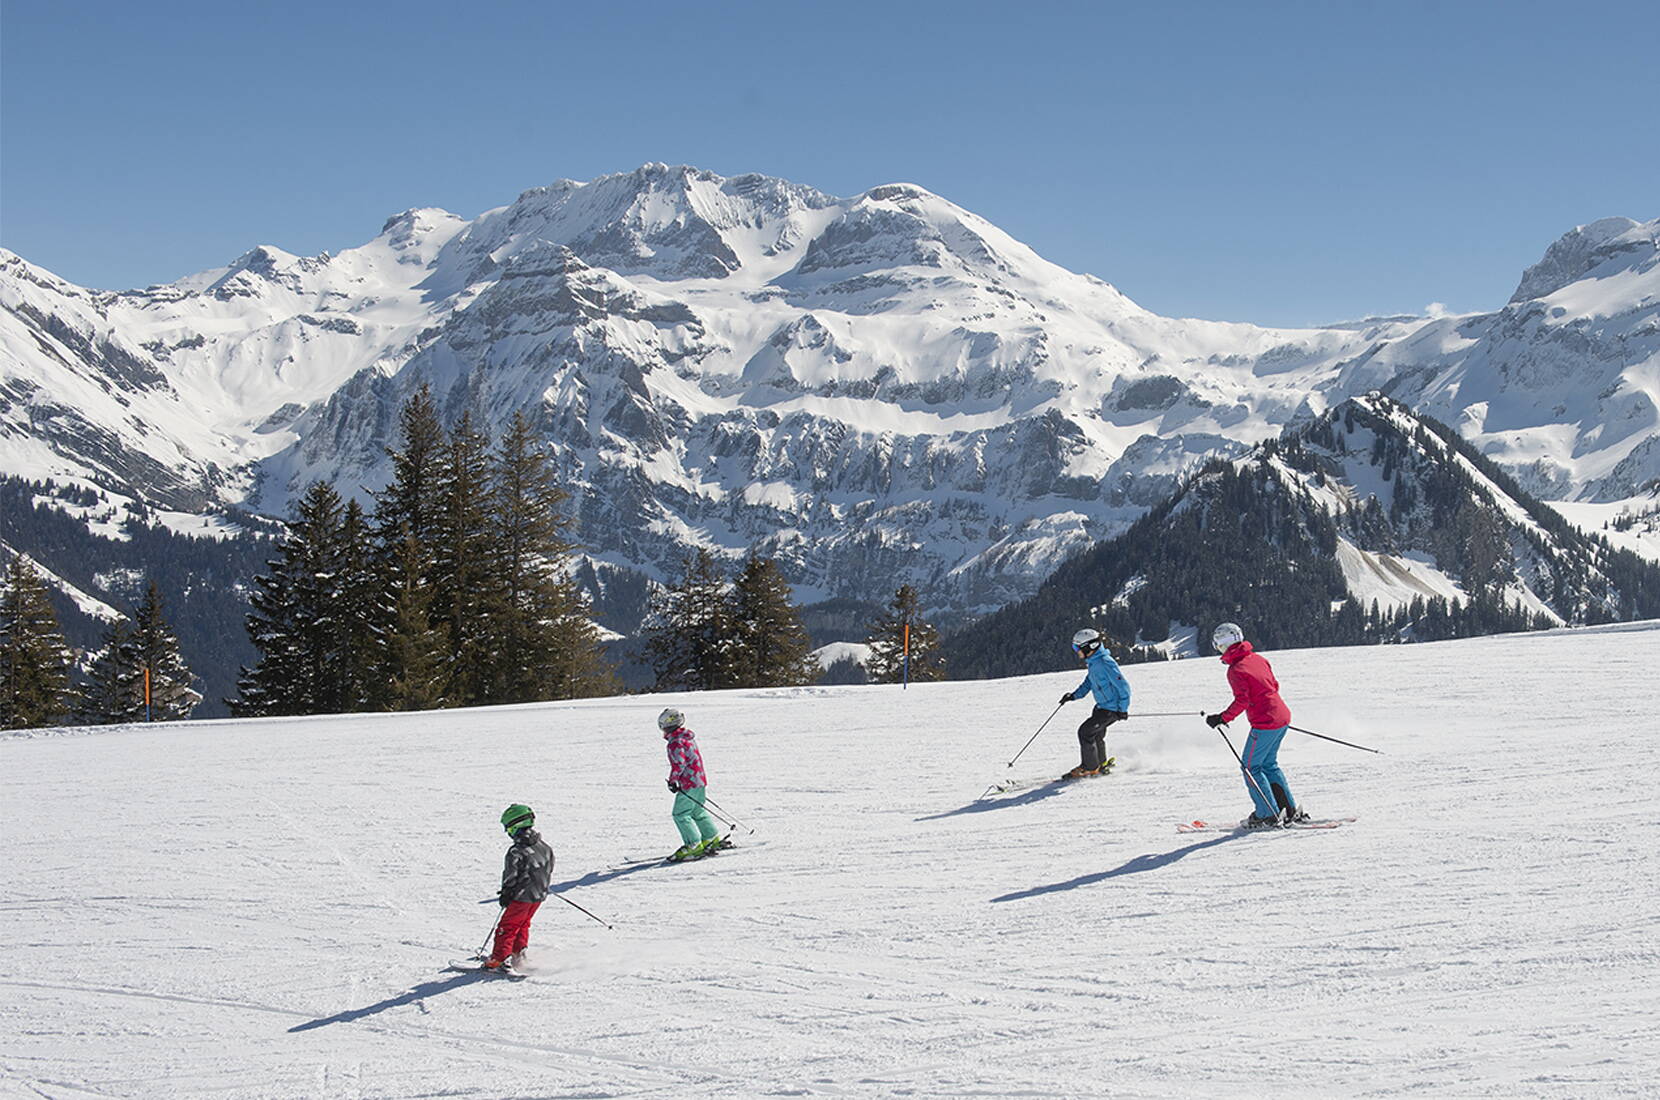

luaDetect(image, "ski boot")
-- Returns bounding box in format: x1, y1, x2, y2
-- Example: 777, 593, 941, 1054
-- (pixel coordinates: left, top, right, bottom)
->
668, 843, 699, 862
1241, 812, 1283, 830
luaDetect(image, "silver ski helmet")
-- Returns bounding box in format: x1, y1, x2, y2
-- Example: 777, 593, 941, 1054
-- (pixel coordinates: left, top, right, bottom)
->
657, 707, 684, 731
1212, 622, 1245, 653
1071, 627, 1102, 658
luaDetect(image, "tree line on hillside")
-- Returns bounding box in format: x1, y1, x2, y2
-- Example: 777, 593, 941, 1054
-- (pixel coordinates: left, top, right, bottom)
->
943, 454, 1562, 681
643, 551, 947, 690
0, 555, 197, 729
0, 475, 269, 714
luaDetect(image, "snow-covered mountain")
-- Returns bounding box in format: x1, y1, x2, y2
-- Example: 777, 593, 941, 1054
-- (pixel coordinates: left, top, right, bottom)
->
948, 393, 1660, 679
3, 165, 1656, 622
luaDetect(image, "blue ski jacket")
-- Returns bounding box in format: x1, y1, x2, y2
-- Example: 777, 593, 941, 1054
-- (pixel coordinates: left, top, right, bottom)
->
1070, 648, 1131, 711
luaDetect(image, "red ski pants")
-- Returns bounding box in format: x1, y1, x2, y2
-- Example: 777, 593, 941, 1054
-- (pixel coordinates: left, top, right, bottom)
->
490, 900, 541, 962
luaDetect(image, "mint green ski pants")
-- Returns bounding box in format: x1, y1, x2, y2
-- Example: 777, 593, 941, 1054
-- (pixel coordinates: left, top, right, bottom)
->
672, 787, 720, 846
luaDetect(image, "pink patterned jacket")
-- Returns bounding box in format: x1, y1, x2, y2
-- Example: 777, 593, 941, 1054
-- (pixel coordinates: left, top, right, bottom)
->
664, 726, 708, 791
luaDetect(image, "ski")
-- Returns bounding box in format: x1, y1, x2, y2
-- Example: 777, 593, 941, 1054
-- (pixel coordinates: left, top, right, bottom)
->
620, 836, 736, 866
445, 957, 527, 979
1176, 814, 1357, 834
984, 758, 1115, 796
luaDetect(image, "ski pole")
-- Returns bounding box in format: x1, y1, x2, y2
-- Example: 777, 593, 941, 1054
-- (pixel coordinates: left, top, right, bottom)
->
1288, 724, 1382, 754
1209, 718, 1280, 825
551, 890, 613, 930
476, 909, 504, 959
1132, 711, 1206, 718
700, 793, 754, 835
1006, 702, 1066, 768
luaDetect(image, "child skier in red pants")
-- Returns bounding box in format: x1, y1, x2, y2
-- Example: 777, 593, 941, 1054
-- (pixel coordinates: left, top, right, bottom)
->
488, 803, 553, 972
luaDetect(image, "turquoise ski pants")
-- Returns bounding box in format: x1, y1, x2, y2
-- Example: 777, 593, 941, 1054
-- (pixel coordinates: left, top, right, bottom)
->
672, 787, 720, 846
1241, 725, 1294, 818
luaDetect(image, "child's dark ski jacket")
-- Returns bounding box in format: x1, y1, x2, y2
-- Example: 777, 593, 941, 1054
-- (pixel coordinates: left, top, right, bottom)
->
500, 828, 554, 903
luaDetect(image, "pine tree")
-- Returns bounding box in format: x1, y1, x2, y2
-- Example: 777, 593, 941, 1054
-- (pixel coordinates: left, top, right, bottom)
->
232, 481, 352, 716
645, 549, 737, 692
381, 527, 449, 711
77, 618, 140, 725
0, 556, 75, 729
864, 584, 945, 684
375, 384, 447, 555
488, 411, 615, 702
431, 410, 498, 705
336, 500, 383, 710
128, 581, 200, 721
730, 554, 818, 688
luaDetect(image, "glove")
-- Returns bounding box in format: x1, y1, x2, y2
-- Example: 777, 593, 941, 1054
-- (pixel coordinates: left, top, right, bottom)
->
1108, 710, 1129, 721
667, 779, 680, 793
497, 891, 509, 907
1058, 692, 1073, 705
1205, 713, 1226, 728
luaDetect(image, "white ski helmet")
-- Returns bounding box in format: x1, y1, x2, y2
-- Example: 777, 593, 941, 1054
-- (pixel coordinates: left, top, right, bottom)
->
1212, 622, 1245, 653
657, 707, 684, 731
1071, 627, 1102, 656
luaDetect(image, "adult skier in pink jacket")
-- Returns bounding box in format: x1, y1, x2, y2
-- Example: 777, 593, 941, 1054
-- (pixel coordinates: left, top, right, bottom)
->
1205, 622, 1309, 828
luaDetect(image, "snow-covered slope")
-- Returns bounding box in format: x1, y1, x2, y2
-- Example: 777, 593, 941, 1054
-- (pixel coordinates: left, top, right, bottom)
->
4, 168, 1656, 619
3, 623, 1656, 1096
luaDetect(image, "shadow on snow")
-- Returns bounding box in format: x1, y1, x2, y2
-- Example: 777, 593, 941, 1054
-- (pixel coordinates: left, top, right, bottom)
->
288, 969, 498, 1031
990, 834, 1241, 902
549, 860, 669, 892
915, 783, 1070, 821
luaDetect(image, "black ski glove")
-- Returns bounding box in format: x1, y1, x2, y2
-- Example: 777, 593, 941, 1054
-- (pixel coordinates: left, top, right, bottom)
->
1205, 713, 1226, 728
666, 779, 680, 792
1057, 692, 1073, 705
1107, 710, 1129, 722
497, 891, 510, 907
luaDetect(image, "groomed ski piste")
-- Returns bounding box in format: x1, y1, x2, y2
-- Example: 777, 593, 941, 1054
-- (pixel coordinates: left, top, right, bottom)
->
3, 622, 1656, 1098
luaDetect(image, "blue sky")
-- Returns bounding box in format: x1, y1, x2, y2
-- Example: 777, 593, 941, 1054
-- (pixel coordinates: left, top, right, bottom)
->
2, 0, 1654, 325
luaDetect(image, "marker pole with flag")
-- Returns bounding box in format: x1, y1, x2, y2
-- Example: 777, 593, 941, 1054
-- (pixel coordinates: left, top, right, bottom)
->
145, 667, 152, 723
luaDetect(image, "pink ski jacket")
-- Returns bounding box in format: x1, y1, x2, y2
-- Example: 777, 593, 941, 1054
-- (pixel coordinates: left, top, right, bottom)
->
664, 726, 708, 791
1218, 641, 1292, 730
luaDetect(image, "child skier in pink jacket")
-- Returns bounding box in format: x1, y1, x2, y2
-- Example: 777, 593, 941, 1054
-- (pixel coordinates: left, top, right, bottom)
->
659, 707, 726, 861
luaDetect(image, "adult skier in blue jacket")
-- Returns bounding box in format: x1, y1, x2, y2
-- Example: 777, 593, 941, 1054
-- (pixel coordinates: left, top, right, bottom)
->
1057, 628, 1131, 778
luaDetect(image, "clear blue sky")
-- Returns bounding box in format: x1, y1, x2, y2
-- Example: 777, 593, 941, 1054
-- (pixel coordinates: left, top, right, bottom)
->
2, 0, 1654, 325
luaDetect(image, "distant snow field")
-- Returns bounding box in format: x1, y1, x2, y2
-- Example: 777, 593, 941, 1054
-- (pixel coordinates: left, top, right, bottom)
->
3, 623, 1657, 1097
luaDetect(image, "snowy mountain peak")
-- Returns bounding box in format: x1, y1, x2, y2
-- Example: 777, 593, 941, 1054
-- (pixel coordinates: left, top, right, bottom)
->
1509, 215, 1657, 302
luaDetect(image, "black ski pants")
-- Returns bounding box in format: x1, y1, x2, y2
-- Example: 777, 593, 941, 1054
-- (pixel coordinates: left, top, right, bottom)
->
1077, 708, 1127, 770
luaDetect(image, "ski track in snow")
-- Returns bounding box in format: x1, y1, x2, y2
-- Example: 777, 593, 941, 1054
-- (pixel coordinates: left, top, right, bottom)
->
2, 623, 1658, 1097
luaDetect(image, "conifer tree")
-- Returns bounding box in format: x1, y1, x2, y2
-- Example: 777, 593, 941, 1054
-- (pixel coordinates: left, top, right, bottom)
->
381, 527, 449, 711
375, 383, 447, 556
232, 481, 351, 716
336, 499, 383, 710
645, 549, 737, 692
431, 409, 497, 705
864, 584, 946, 684
730, 554, 818, 688
488, 411, 615, 702
128, 581, 200, 721
77, 619, 140, 725
0, 556, 74, 729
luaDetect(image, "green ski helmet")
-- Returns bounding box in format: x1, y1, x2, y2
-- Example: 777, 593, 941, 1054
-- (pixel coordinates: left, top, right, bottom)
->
500, 804, 535, 835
